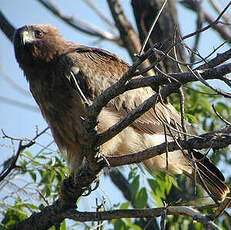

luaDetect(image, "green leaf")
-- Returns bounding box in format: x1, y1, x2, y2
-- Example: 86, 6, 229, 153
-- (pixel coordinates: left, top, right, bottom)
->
130, 175, 139, 200
36, 155, 47, 159
134, 187, 147, 208
185, 113, 198, 123
215, 102, 229, 114
147, 178, 158, 193
128, 167, 138, 181
120, 202, 130, 209
24, 151, 33, 159
194, 222, 203, 230
165, 175, 173, 194
113, 219, 127, 230
147, 178, 164, 206
29, 171, 37, 182
126, 223, 142, 230
60, 220, 66, 230
44, 185, 51, 197
23, 203, 39, 210
168, 175, 179, 190
31, 160, 40, 166
1, 207, 28, 227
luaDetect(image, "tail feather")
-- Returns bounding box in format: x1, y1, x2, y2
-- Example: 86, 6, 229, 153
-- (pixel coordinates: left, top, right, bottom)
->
189, 150, 229, 202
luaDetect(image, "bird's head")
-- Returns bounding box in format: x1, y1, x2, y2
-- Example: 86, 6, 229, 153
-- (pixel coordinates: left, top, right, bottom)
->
14, 24, 66, 67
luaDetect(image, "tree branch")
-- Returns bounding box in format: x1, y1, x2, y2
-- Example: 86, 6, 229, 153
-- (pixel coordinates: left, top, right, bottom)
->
96, 63, 231, 147
0, 127, 49, 182
87, 3, 231, 130
108, 169, 132, 202
3, 3, 231, 229
62, 205, 221, 230
196, 48, 231, 70
37, 0, 119, 42
107, 126, 231, 167
87, 43, 158, 125
127, 62, 231, 91
181, 0, 231, 44
107, 0, 154, 75
0, 10, 15, 42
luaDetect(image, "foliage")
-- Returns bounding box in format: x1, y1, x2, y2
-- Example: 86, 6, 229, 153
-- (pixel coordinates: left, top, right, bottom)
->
0, 147, 68, 228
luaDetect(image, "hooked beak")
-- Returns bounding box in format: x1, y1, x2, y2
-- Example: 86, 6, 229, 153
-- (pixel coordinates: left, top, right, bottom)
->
20, 28, 34, 45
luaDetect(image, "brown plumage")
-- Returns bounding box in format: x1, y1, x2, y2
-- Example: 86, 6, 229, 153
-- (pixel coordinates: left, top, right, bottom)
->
13, 24, 229, 201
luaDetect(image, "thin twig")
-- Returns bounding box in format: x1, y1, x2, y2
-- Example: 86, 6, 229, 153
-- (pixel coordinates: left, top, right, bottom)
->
187, 66, 231, 98
37, 0, 118, 42
181, 1, 231, 44
209, 0, 230, 24
160, 202, 167, 230
70, 72, 90, 106
212, 104, 231, 126
0, 141, 23, 182
196, 47, 231, 70
190, 0, 204, 64
83, 0, 115, 28
139, 0, 168, 55
0, 127, 49, 182
127, 63, 231, 91
106, 0, 154, 76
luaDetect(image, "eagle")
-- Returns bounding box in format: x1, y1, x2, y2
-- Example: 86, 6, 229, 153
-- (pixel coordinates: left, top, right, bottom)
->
13, 24, 229, 201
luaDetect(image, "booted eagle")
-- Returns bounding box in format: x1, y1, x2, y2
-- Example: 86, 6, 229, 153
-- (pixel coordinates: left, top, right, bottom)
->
14, 24, 229, 201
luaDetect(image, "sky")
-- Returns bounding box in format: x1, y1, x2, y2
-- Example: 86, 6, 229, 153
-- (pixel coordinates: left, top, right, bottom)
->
0, 0, 231, 227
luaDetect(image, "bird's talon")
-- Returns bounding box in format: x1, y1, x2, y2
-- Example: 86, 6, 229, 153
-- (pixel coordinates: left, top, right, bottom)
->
91, 180, 99, 192
82, 189, 91, 197
82, 181, 99, 196
61, 176, 78, 194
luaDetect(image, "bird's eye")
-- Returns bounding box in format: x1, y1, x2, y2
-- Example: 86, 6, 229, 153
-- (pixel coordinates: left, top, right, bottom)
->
34, 29, 44, 39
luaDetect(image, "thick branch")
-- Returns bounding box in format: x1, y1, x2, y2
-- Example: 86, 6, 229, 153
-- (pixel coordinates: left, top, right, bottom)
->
107, 0, 154, 75
0, 10, 15, 42
96, 94, 157, 146
65, 206, 221, 230
196, 48, 231, 70
11, 204, 221, 230
108, 169, 132, 202
128, 62, 231, 92
87, 7, 231, 126
107, 126, 231, 167
107, 0, 141, 61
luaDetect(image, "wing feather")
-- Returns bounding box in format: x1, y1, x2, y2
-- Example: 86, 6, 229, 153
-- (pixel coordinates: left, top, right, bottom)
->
62, 46, 182, 136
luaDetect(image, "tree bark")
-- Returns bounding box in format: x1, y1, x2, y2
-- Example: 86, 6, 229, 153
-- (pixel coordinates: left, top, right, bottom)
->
132, 0, 186, 73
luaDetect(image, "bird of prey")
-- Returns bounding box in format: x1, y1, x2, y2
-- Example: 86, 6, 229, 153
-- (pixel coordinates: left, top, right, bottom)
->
14, 24, 229, 201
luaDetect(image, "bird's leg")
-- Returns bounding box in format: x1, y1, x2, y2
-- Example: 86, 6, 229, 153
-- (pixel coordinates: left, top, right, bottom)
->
72, 147, 104, 196
69, 116, 106, 196
74, 159, 100, 197
61, 164, 100, 200
60, 176, 78, 207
